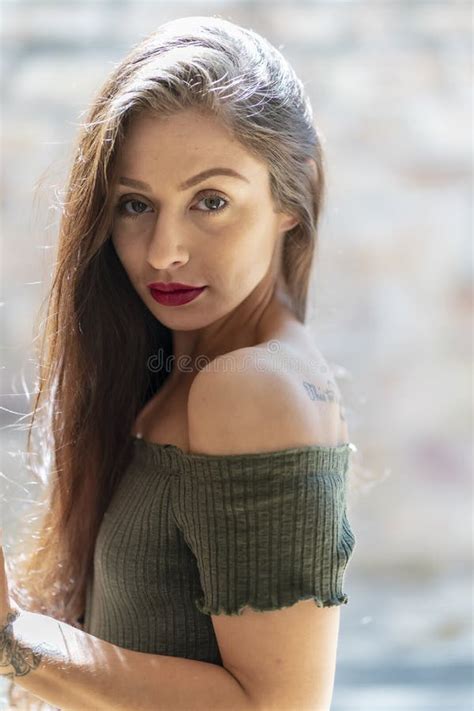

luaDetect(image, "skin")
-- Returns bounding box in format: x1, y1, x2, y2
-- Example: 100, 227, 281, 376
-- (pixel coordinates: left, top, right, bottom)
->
110, 107, 300, 382
0, 542, 35, 681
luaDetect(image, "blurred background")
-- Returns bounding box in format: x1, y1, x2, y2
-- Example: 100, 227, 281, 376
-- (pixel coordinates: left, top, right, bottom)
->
0, 1, 472, 709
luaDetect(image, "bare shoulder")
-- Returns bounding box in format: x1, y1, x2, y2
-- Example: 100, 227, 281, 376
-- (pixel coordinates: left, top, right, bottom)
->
187, 338, 349, 455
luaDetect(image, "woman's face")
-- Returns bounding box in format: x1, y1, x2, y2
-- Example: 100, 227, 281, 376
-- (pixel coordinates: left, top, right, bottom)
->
111, 107, 298, 330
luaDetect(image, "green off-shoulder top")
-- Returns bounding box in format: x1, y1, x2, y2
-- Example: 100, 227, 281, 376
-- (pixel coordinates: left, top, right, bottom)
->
83, 435, 357, 667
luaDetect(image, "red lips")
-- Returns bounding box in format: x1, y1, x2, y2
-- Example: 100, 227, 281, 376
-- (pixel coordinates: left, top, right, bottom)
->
148, 285, 207, 307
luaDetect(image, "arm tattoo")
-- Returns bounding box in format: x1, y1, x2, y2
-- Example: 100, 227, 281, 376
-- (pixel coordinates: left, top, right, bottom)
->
0, 610, 44, 680
303, 380, 346, 421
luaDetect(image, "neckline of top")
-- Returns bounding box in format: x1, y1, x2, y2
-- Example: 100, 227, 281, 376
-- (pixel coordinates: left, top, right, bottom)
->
130, 433, 357, 461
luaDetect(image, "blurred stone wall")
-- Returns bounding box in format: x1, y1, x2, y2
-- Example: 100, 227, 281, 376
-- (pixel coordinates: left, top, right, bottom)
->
0, 2, 472, 709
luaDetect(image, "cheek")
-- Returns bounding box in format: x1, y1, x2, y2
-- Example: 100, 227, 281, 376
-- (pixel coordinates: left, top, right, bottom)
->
216, 217, 276, 280
112, 219, 141, 247
111, 232, 127, 265
111, 233, 142, 282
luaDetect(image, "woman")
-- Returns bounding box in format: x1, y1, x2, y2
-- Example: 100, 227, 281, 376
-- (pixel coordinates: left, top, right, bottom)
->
2, 16, 356, 710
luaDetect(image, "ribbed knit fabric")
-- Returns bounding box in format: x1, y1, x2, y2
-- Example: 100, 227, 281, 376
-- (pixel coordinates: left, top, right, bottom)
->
83, 435, 357, 666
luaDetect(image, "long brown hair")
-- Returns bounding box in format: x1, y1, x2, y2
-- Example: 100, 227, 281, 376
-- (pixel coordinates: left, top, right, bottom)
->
8, 15, 325, 708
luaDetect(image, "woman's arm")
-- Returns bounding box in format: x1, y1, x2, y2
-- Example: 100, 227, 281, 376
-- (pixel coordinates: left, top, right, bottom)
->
4, 610, 258, 711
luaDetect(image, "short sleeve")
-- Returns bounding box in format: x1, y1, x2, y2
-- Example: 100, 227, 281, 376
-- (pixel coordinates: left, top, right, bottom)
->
173, 443, 356, 616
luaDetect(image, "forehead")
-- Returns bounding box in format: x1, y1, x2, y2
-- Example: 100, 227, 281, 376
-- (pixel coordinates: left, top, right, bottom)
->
121, 108, 237, 151
116, 108, 268, 183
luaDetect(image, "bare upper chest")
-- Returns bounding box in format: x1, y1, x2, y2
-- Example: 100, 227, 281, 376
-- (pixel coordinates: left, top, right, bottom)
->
132, 328, 334, 450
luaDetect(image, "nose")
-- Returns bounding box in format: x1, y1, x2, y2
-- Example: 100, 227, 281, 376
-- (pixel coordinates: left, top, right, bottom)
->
146, 209, 190, 270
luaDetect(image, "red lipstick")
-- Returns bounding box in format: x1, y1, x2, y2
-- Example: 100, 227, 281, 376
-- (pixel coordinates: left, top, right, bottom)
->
147, 282, 207, 307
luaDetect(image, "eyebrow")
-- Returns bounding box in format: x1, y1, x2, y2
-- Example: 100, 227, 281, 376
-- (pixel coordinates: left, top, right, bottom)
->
118, 167, 250, 192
